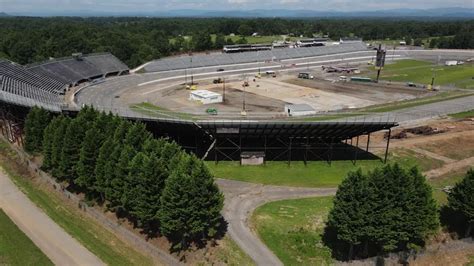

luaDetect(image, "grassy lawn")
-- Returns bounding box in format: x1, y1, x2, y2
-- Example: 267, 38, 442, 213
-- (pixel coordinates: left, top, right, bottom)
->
130, 102, 196, 120
429, 167, 471, 206
0, 141, 154, 266
449, 109, 474, 119
212, 235, 255, 266
207, 148, 443, 187
251, 196, 334, 265
373, 60, 474, 89
0, 209, 53, 266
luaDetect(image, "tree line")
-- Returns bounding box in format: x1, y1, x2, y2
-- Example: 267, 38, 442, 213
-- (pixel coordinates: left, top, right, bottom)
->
24, 106, 224, 251
325, 164, 474, 262
0, 17, 472, 68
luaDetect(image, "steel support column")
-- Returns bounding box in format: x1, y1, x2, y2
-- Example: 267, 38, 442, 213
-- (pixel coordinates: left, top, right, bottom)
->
366, 133, 371, 152
384, 129, 391, 163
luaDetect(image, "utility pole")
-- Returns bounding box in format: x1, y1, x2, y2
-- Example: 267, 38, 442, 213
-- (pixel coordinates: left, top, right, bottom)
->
375, 44, 386, 83
222, 78, 226, 102
190, 56, 194, 85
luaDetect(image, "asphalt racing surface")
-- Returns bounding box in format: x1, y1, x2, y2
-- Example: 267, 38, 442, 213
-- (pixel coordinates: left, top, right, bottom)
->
75, 49, 474, 123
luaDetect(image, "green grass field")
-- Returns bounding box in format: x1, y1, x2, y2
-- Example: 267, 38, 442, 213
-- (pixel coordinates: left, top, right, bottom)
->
207, 148, 443, 188
251, 196, 334, 265
374, 60, 474, 89
130, 102, 196, 120
449, 109, 474, 119
0, 209, 53, 266
0, 141, 154, 266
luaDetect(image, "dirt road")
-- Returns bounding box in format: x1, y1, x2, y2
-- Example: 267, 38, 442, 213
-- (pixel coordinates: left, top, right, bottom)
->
0, 169, 105, 266
217, 179, 337, 266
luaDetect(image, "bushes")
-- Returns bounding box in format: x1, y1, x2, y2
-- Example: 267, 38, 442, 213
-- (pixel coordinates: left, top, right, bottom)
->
325, 164, 439, 260
25, 106, 224, 250
447, 169, 474, 237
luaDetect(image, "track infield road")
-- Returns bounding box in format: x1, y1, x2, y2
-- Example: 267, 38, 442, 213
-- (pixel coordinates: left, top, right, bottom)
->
217, 179, 337, 266
0, 169, 105, 266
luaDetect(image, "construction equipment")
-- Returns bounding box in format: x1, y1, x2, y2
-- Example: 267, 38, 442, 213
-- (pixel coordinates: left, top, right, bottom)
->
213, 78, 223, 84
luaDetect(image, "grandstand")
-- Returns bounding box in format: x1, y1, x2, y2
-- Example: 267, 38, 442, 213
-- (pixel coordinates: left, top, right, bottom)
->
0, 60, 63, 111
145, 42, 367, 72
0, 53, 129, 112
27, 53, 129, 87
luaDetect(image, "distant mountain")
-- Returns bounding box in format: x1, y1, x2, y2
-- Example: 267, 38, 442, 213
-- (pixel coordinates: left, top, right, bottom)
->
0, 12, 10, 17
6, 8, 474, 18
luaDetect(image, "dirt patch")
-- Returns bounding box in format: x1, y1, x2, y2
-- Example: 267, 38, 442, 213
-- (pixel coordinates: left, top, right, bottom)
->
415, 135, 474, 161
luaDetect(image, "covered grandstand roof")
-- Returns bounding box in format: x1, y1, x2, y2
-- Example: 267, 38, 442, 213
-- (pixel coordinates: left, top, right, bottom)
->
197, 120, 396, 140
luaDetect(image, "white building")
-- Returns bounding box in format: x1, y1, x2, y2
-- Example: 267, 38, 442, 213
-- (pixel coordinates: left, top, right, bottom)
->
189, 90, 223, 104
285, 104, 317, 116
445, 60, 458, 66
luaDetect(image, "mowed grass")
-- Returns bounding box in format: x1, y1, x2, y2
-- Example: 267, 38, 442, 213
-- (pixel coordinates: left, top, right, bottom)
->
449, 109, 474, 119
251, 196, 334, 265
0, 141, 154, 266
207, 148, 443, 187
130, 102, 196, 120
374, 59, 474, 89
0, 209, 53, 266
429, 167, 471, 205
212, 235, 255, 266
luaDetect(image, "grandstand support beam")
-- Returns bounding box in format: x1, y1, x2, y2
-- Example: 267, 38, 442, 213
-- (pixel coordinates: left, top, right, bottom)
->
288, 137, 292, 166
353, 136, 359, 165
328, 138, 334, 165
366, 133, 371, 152
384, 129, 391, 164
264, 136, 267, 166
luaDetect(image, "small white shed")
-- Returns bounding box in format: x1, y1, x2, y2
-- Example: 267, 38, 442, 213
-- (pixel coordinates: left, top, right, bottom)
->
285, 104, 317, 117
189, 90, 223, 104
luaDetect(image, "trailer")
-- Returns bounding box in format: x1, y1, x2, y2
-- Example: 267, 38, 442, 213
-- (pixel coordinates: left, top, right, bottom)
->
445, 60, 458, 66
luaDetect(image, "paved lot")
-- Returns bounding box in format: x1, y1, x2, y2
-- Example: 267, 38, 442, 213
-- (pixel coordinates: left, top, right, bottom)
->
0, 169, 105, 266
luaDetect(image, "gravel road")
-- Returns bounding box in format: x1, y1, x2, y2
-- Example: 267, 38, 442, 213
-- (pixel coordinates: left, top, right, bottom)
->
0, 169, 105, 266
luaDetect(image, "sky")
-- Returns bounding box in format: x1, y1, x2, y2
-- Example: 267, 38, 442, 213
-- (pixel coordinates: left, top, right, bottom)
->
1, 0, 473, 13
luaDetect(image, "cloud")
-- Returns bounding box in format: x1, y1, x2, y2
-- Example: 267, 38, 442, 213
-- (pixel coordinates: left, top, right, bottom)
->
2, 0, 473, 12
228, 0, 250, 4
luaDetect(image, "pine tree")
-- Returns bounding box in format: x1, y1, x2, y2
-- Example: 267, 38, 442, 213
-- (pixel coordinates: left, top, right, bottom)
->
123, 122, 151, 151
51, 116, 70, 177
189, 156, 224, 239
448, 169, 474, 237
94, 138, 116, 202
24, 107, 50, 152
42, 116, 62, 170
327, 169, 372, 259
109, 145, 135, 209
325, 164, 439, 259
125, 151, 168, 232
158, 154, 223, 250
158, 162, 197, 250
58, 118, 86, 182
24, 107, 39, 152
75, 126, 101, 194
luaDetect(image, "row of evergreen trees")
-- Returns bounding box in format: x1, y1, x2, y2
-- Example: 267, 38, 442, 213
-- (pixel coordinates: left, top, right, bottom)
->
325, 164, 474, 261
24, 106, 224, 250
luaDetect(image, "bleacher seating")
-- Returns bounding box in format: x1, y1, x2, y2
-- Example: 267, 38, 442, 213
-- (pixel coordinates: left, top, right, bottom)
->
27, 53, 129, 87
0, 53, 129, 112
0, 60, 63, 111
145, 42, 368, 72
